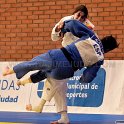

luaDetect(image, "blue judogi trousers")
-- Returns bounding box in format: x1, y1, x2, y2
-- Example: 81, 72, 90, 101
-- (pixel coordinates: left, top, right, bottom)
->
13, 49, 75, 80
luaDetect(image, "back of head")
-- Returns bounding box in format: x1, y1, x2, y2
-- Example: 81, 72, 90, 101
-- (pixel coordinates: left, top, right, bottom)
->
101, 35, 119, 53
73, 5, 88, 18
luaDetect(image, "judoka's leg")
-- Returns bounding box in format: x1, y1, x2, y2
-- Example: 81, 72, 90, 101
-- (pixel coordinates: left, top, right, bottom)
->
24, 73, 48, 112
17, 70, 46, 86
41, 78, 59, 101
26, 98, 46, 113
25, 78, 64, 113
51, 79, 69, 124
2, 53, 53, 79
26, 78, 55, 113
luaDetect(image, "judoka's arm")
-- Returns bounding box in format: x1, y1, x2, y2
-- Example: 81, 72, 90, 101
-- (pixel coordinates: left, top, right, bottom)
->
61, 20, 92, 38
51, 19, 63, 41
79, 61, 103, 83
51, 16, 72, 41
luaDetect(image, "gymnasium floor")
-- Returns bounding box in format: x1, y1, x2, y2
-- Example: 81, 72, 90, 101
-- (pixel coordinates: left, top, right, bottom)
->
0, 111, 124, 124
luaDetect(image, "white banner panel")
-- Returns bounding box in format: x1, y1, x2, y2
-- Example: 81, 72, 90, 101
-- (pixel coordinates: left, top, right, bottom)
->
67, 60, 124, 114
0, 61, 124, 114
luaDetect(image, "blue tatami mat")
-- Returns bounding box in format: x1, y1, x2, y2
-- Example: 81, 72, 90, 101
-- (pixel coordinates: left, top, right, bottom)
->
0, 111, 124, 124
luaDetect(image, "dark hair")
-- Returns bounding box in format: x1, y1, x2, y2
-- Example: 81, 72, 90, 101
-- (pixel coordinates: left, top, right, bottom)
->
73, 5, 88, 18
101, 35, 119, 53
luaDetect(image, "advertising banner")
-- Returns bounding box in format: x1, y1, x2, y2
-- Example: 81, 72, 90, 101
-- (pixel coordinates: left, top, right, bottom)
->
0, 61, 124, 114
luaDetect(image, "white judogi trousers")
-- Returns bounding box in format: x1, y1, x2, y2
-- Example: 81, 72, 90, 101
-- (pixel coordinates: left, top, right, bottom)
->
42, 78, 69, 113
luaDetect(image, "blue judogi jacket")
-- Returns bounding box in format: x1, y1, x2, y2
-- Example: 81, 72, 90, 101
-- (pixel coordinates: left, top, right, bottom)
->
60, 20, 104, 83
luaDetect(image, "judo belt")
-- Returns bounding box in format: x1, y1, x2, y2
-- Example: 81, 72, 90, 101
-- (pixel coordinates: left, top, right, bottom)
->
60, 47, 78, 71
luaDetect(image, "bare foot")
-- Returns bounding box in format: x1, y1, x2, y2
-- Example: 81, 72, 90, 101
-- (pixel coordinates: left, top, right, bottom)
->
17, 77, 32, 86
2, 66, 13, 76
16, 80, 25, 86
26, 104, 32, 111
26, 104, 43, 113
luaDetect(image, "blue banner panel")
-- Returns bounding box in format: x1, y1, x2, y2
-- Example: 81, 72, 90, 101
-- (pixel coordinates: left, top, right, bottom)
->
67, 68, 106, 107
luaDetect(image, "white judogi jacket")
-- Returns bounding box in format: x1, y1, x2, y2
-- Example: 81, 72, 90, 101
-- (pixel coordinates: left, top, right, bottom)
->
51, 15, 94, 47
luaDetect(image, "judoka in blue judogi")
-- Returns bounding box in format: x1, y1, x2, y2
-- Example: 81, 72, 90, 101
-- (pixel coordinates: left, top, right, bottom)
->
3, 20, 119, 84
